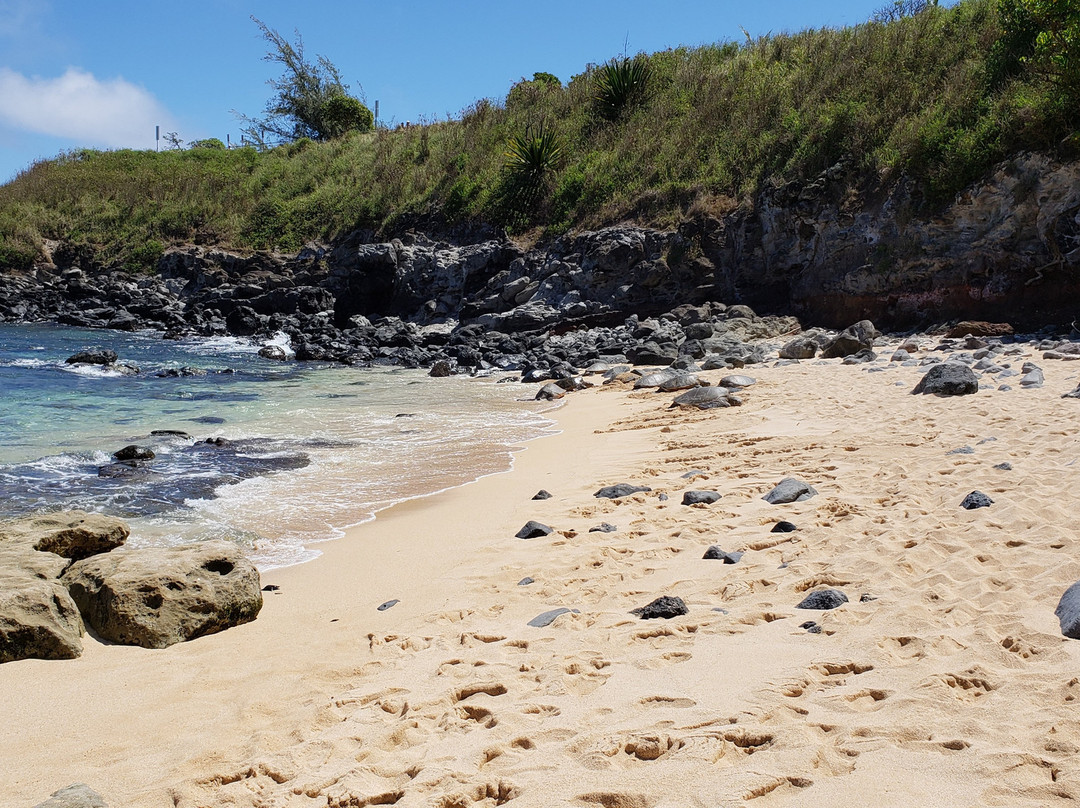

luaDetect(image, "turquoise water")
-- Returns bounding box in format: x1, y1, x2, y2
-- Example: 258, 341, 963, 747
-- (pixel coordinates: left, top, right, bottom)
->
0, 324, 554, 568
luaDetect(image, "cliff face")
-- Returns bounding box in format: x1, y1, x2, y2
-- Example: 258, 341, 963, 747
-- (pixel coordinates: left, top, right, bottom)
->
706, 153, 1080, 329
1, 153, 1077, 346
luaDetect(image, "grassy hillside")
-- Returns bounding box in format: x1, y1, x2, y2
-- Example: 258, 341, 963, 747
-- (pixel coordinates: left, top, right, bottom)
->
0, 0, 1075, 272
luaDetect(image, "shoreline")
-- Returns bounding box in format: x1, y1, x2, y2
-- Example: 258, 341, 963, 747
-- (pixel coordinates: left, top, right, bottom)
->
0, 386, 641, 807
6, 341, 1080, 806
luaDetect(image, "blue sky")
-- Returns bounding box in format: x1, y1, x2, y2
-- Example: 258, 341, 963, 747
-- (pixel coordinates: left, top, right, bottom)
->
1, 0, 930, 183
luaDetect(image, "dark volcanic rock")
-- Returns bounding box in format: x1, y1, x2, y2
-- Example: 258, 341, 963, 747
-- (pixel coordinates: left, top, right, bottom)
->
911, 363, 979, 396
1055, 581, 1080, 639
763, 478, 818, 504
703, 546, 743, 563
682, 490, 721, 505
113, 445, 155, 462
377, 599, 399, 611
961, 490, 994, 509
515, 520, 553, 539
532, 489, 553, 500
65, 350, 117, 366
670, 386, 736, 409
771, 521, 798, 533
517, 577, 535, 586
594, 484, 652, 499
821, 320, 878, 359
796, 589, 849, 610
631, 595, 689, 619
589, 523, 617, 533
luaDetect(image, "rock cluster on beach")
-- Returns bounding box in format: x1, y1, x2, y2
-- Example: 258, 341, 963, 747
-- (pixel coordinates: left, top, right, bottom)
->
0, 511, 262, 662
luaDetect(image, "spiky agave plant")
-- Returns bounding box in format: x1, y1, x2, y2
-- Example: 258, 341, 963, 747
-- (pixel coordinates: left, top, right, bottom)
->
504, 125, 564, 181
594, 57, 651, 121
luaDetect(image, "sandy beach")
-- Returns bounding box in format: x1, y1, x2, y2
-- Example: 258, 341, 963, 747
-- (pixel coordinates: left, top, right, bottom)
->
5, 339, 1080, 807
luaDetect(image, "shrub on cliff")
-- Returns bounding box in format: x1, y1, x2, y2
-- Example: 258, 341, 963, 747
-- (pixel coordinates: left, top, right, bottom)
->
236, 17, 374, 145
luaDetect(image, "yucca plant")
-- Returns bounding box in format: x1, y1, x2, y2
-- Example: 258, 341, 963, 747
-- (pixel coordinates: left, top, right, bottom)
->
504, 125, 564, 181
594, 57, 652, 121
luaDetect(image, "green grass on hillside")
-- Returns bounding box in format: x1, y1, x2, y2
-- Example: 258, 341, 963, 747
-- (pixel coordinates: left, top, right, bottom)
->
0, 0, 1074, 271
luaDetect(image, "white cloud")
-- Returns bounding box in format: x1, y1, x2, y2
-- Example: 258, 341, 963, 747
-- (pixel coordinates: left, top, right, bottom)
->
0, 67, 175, 148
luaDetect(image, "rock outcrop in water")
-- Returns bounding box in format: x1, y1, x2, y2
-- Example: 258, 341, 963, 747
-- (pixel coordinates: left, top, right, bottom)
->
0, 153, 1078, 369
0, 511, 263, 662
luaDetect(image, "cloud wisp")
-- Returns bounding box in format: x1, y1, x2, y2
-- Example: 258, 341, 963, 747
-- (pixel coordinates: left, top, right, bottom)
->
0, 67, 175, 148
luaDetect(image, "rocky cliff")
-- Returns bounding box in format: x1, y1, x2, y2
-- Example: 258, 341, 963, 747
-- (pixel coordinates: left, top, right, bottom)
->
0, 153, 1076, 366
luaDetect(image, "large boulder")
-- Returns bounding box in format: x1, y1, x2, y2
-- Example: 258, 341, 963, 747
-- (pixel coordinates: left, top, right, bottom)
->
62, 541, 263, 649
0, 511, 129, 561
821, 320, 878, 359
0, 576, 84, 662
911, 362, 980, 396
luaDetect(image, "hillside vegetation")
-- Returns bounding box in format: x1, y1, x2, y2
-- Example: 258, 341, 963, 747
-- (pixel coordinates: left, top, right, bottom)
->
0, 0, 1076, 272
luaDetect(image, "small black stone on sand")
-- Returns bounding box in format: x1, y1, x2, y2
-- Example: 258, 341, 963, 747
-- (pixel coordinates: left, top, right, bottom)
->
994, 462, 1013, 471
947, 446, 975, 455
703, 546, 743, 563
860, 593, 877, 602
681, 469, 708, 479
532, 489, 553, 500
631, 595, 689, 619
771, 521, 798, 533
377, 599, 399, 611
801, 621, 823, 634
516, 520, 553, 539
594, 483, 652, 499
796, 589, 849, 610
682, 490, 722, 506
517, 577, 535, 586
262, 584, 280, 592
961, 491, 994, 509
589, 523, 617, 533
658, 493, 669, 502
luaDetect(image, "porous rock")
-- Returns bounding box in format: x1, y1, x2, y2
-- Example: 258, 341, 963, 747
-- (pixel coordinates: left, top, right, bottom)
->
0, 510, 128, 561
0, 577, 84, 663
61, 541, 263, 649
796, 589, 849, 610
763, 477, 818, 504
911, 362, 979, 396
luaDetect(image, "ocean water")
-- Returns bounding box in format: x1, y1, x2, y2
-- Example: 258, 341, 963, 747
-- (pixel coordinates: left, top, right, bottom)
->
0, 323, 555, 568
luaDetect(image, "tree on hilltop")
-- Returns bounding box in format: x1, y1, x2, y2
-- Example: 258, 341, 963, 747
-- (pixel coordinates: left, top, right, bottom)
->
237, 17, 373, 146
